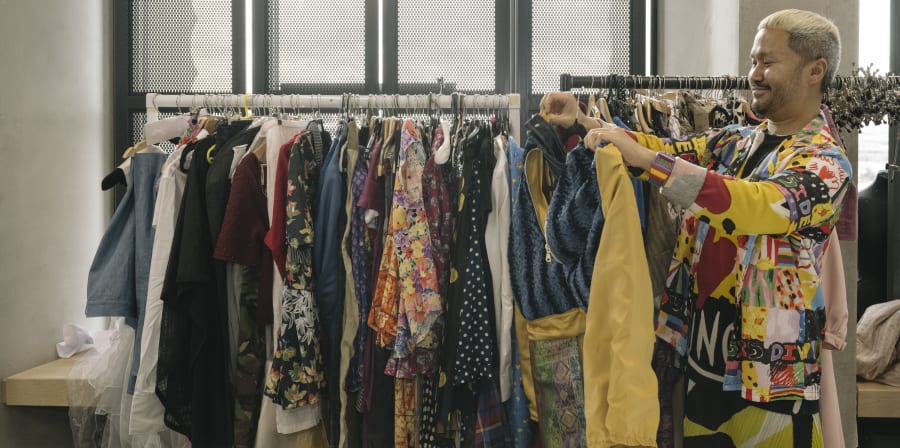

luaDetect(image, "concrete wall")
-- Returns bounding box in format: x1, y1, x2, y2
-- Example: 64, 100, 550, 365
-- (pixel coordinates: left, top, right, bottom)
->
0, 0, 111, 446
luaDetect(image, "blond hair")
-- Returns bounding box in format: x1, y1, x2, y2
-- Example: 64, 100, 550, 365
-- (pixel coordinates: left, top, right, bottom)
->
759, 9, 841, 92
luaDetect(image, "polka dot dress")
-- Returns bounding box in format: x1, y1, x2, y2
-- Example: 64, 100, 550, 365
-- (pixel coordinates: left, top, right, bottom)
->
418, 376, 440, 447
453, 129, 496, 386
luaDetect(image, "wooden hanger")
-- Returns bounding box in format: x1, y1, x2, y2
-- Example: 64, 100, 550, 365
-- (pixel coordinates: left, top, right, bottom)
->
632, 97, 648, 133
587, 93, 598, 119
598, 97, 613, 123
121, 140, 147, 159
643, 96, 654, 131
378, 117, 398, 177
201, 116, 219, 134
249, 136, 267, 161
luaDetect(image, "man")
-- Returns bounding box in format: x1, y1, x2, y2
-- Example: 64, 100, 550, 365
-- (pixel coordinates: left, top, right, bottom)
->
552, 8, 851, 447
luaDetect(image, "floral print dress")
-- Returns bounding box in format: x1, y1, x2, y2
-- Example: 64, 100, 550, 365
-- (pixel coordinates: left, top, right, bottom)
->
264, 131, 326, 409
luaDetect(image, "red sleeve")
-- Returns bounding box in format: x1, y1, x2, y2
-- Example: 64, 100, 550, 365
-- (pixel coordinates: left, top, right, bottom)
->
357, 139, 384, 212
264, 137, 297, 278
214, 155, 275, 325
214, 156, 267, 266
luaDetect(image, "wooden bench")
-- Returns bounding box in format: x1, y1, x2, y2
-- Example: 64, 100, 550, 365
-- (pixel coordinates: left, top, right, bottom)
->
857, 379, 900, 418
5, 355, 900, 418
2, 353, 89, 407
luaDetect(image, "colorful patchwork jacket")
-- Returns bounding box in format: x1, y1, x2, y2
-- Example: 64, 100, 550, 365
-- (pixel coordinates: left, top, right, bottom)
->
638, 109, 852, 403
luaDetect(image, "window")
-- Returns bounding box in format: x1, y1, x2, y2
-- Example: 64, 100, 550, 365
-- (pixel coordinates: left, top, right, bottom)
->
114, 0, 649, 155
858, 0, 891, 188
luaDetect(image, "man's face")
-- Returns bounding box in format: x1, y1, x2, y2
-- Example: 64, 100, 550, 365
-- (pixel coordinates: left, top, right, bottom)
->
748, 28, 808, 120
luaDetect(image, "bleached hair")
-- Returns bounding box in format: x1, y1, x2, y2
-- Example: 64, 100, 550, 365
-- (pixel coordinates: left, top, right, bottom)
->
759, 9, 841, 92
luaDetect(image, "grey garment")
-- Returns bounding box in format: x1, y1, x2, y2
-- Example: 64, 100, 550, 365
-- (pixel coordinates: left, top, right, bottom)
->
857, 299, 900, 386
86, 152, 167, 393
226, 263, 243, 379
644, 186, 680, 303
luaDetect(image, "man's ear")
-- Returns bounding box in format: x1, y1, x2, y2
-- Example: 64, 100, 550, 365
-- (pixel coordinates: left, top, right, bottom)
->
808, 58, 827, 86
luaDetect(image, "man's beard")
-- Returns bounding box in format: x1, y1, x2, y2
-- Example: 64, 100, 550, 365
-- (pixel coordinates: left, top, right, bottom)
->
750, 84, 773, 117
750, 98, 769, 117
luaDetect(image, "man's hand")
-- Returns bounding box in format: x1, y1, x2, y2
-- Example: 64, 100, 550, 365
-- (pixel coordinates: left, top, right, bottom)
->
539, 92, 578, 127
585, 126, 657, 171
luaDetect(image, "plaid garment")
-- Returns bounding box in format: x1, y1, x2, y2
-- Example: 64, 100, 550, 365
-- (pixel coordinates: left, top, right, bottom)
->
471, 380, 512, 447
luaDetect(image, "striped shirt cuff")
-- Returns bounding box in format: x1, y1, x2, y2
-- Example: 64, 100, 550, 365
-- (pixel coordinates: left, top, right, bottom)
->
648, 151, 676, 187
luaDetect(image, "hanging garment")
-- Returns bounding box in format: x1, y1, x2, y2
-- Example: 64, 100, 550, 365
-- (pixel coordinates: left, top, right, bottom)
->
336, 120, 362, 448
86, 151, 167, 394
156, 136, 234, 446
368, 121, 403, 352
313, 122, 343, 447
264, 131, 326, 410
213, 153, 270, 448
582, 144, 659, 447
130, 147, 188, 438
206, 121, 263, 448
453, 122, 511, 446
359, 123, 396, 448
818, 230, 847, 448
857, 300, 900, 386
512, 146, 586, 447
545, 145, 604, 307
346, 132, 376, 394
502, 136, 536, 448
207, 121, 259, 381
508, 118, 583, 446
260, 120, 324, 437
419, 126, 453, 448
485, 134, 513, 401
388, 119, 443, 366
385, 120, 447, 447
509, 115, 584, 320
440, 122, 499, 412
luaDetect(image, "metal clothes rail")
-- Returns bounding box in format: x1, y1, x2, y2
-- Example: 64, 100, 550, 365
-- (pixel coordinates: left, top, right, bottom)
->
145, 93, 522, 142
559, 73, 900, 91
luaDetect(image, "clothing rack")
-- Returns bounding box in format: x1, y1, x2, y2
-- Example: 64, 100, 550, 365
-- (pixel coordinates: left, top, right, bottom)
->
559, 73, 900, 92
146, 93, 522, 142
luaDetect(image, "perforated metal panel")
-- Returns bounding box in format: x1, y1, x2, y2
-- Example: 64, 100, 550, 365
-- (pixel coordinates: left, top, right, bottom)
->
267, 0, 367, 93
130, 112, 148, 148
531, 0, 631, 94
397, 1, 495, 93
131, 0, 233, 94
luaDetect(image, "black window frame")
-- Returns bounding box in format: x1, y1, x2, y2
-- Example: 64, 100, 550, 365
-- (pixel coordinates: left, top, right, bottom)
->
112, 0, 650, 192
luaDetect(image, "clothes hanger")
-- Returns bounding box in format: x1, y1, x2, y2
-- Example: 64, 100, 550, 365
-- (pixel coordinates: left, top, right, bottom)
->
434, 95, 452, 165
121, 140, 147, 159
101, 157, 131, 190
339, 93, 352, 173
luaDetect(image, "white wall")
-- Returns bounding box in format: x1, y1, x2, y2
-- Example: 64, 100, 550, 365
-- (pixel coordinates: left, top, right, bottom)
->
0, 0, 111, 446
657, 0, 740, 76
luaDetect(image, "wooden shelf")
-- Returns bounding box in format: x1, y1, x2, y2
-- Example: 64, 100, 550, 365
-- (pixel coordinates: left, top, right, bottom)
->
6, 354, 900, 417
857, 379, 900, 418
2, 353, 89, 407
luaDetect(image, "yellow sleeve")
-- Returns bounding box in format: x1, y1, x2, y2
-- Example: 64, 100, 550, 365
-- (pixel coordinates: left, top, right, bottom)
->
661, 143, 852, 237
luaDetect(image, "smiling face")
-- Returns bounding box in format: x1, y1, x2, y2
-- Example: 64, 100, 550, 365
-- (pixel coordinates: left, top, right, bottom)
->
748, 28, 812, 122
